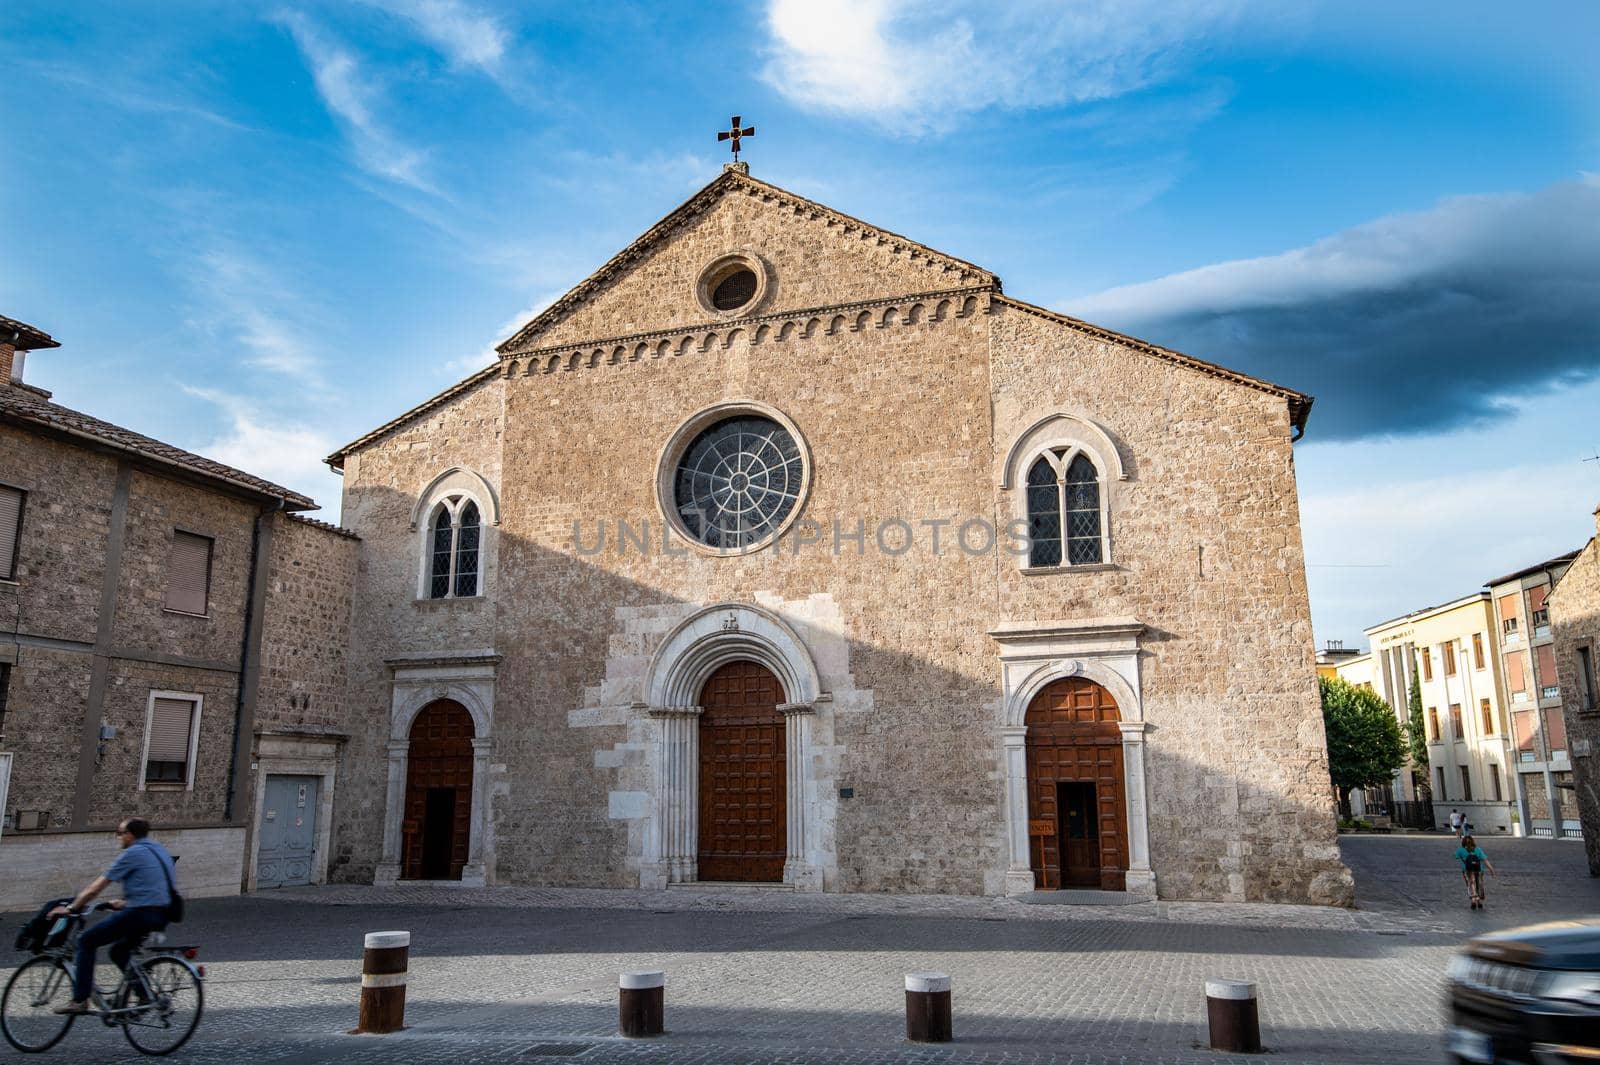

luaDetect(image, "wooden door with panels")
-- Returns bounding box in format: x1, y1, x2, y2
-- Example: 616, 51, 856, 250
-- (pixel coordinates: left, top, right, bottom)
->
401, 700, 474, 881
697, 661, 786, 882
1025, 678, 1128, 891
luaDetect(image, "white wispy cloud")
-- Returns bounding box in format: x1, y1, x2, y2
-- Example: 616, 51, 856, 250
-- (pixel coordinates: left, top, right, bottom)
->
277, 11, 437, 193
21, 61, 257, 133
355, 0, 509, 75
760, 0, 1252, 132
180, 386, 343, 509
444, 291, 564, 377
183, 247, 329, 387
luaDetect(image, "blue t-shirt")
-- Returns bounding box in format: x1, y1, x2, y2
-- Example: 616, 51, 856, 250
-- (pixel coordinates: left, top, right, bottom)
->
1455, 846, 1487, 871
105, 840, 176, 909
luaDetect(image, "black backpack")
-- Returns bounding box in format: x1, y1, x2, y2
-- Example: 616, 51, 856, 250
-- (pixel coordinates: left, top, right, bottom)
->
1463, 851, 1482, 873
13, 898, 74, 954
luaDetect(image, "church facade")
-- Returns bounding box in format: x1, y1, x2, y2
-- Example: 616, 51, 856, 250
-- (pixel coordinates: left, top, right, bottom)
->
324, 166, 1353, 904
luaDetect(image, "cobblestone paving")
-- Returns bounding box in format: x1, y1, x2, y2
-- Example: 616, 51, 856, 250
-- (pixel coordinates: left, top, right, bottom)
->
3, 835, 1595, 1064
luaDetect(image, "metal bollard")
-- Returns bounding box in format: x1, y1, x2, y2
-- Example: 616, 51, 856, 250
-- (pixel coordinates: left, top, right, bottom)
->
904, 972, 952, 1043
357, 931, 410, 1034
618, 970, 665, 1038
1205, 978, 1261, 1053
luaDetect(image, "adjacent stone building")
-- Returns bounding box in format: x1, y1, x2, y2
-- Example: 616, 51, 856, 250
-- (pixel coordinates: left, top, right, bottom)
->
324, 166, 1352, 903
0, 317, 358, 909
1548, 508, 1600, 874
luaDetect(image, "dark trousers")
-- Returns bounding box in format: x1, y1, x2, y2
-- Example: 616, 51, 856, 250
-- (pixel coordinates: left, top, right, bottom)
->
73, 907, 167, 1002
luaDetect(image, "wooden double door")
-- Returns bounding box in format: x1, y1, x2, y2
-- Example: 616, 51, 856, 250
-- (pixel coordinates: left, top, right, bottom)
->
1026, 678, 1128, 891
697, 661, 786, 882
402, 700, 473, 881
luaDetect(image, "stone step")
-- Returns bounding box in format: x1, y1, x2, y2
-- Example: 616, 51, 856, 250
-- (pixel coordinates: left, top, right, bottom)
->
666, 880, 796, 893
1014, 889, 1153, 906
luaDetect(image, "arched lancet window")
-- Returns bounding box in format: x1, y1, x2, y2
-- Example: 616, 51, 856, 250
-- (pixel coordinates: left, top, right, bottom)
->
1026, 449, 1103, 568
1026, 457, 1062, 568
454, 502, 480, 597
1063, 454, 1101, 565
427, 495, 481, 599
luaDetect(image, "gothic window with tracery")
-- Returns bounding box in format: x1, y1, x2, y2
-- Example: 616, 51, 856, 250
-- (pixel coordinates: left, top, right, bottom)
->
428, 495, 481, 598
1026, 449, 1104, 568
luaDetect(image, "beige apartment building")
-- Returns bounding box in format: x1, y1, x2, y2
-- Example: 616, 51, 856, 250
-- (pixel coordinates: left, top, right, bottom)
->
1488, 553, 1581, 838
1365, 594, 1516, 834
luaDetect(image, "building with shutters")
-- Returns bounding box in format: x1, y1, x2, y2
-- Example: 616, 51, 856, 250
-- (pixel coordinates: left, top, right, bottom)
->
1488, 552, 1582, 839
319, 165, 1353, 904
0, 315, 359, 911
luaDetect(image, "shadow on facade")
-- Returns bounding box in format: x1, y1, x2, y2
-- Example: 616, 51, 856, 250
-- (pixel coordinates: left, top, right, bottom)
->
329, 483, 1353, 906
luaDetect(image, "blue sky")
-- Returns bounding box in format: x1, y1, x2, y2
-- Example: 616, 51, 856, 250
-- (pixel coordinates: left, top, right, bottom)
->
4, 1, 1598, 648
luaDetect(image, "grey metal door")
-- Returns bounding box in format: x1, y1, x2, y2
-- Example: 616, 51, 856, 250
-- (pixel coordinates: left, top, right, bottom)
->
257, 775, 320, 889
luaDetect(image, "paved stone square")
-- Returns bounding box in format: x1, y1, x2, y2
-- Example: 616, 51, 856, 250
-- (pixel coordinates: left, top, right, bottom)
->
4, 835, 1597, 1064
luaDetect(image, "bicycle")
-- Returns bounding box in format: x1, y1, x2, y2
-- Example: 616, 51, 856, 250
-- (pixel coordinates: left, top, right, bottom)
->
1, 901, 204, 1055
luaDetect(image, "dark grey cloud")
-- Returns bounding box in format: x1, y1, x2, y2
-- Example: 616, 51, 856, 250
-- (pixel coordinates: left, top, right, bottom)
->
1065, 179, 1600, 440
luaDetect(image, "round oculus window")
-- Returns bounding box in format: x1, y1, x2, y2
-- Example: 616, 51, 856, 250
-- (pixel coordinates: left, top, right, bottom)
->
710, 267, 758, 311
672, 415, 804, 550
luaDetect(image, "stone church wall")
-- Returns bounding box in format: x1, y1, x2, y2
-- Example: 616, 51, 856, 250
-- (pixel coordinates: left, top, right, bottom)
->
989, 305, 1349, 903
256, 513, 360, 737
330, 379, 505, 883
522, 184, 987, 351
496, 308, 1002, 893
328, 179, 1349, 903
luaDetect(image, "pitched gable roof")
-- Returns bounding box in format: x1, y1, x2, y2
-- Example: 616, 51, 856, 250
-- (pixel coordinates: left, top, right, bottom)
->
331, 168, 1317, 465
0, 384, 316, 509
995, 296, 1314, 437
0, 314, 60, 351
497, 166, 997, 355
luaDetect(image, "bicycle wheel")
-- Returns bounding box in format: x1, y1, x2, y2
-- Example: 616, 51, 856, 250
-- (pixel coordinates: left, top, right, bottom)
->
0, 956, 78, 1052
117, 956, 203, 1056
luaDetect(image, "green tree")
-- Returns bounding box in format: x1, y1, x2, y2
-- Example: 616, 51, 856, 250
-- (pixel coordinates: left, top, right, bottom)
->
1405, 658, 1430, 790
1320, 675, 1407, 809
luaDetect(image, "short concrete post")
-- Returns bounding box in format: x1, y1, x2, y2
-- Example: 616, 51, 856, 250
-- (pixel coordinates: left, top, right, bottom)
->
619, 970, 665, 1037
357, 931, 410, 1034
905, 972, 952, 1043
1205, 978, 1260, 1053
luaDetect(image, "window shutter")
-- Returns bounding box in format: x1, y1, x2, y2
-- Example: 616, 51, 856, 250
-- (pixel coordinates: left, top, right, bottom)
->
1506, 652, 1527, 692
164, 532, 212, 614
1535, 644, 1557, 689
1528, 585, 1549, 614
1497, 594, 1519, 621
147, 698, 195, 763
1544, 706, 1568, 751
0, 486, 22, 578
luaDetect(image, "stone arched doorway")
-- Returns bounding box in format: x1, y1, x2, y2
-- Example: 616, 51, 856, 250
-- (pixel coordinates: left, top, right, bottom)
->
1025, 678, 1128, 891
640, 602, 826, 890
697, 661, 786, 882
402, 700, 474, 881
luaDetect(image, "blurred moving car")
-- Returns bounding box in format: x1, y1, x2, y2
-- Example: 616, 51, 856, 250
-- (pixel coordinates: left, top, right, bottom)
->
1446, 918, 1600, 1064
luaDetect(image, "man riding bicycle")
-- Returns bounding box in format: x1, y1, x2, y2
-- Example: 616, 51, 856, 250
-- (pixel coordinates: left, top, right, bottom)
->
47, 817, 177, 1015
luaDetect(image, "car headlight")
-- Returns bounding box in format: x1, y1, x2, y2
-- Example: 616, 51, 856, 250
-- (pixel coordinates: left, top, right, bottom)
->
1540, 972, 1600, 1007
1446, 955, 1474, 982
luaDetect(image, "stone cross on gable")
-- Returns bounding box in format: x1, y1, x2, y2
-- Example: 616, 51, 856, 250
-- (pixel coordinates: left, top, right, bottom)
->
717, 116, 755, 162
